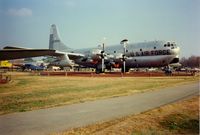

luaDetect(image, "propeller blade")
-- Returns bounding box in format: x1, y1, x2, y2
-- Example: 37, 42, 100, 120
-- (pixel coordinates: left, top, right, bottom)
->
101, 43, 105, 72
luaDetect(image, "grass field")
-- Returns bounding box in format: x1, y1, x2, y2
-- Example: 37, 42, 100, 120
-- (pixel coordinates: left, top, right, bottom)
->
59, 96, 199, 135
0, 72, 199, 115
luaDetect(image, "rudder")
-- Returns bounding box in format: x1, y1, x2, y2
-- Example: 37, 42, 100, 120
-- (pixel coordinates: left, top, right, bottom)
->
49, 24, 70, 52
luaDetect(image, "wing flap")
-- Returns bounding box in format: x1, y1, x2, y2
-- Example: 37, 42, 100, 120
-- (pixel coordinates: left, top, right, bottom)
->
53, 51, 85, 60
68, 53, 84, 60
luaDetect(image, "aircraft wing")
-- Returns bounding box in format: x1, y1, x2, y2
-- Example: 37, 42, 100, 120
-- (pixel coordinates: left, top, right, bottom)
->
1, 46, 85, 61
67, 52, 85, 60
51, 51, 85, 60
3, 46, 28, 50
0, 49, 56, 60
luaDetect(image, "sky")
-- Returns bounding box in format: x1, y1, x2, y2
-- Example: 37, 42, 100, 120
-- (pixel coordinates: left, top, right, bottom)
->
0, 0, 199, 57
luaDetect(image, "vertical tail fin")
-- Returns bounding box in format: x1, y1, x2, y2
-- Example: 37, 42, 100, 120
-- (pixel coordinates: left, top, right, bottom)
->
49, 24, 70, 52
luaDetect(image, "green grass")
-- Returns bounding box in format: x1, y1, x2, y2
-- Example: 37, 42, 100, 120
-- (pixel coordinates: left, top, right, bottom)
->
0, 74, 198, 115
160, 113, 199, 134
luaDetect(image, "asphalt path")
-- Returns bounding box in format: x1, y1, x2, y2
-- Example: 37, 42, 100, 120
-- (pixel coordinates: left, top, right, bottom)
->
0, 82, 199, 135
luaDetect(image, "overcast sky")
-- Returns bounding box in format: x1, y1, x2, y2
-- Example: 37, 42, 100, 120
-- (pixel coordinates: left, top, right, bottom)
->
0, 0, 199, 57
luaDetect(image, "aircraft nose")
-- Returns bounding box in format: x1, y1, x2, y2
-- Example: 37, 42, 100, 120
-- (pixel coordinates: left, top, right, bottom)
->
177, 46, 180, 53
174, 46, 180, 55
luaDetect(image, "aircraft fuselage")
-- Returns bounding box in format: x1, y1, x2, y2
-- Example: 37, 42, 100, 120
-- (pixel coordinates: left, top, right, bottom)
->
73, 41, 180, 69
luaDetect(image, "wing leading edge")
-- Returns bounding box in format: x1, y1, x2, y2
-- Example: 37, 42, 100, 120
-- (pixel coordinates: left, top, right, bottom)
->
0, 49, 56, 60
0, 46, 84, 61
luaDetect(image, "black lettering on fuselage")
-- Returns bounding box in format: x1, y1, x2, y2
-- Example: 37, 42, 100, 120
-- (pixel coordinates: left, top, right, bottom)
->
136, 52, 140, 56
144, 51, 149, 56
127, 49, 171, 57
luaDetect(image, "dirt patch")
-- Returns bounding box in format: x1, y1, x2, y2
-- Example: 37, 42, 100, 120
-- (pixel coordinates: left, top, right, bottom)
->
40, 71, 195, 77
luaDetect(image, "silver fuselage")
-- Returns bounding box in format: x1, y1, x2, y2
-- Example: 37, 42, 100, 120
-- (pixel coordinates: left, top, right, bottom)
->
72, 41, 180, 68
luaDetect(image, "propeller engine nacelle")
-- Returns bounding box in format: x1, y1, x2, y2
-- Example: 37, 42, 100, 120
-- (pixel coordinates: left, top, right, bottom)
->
113, 53, 127, 62
90, 49, 102, 60
49, 53, 74, 67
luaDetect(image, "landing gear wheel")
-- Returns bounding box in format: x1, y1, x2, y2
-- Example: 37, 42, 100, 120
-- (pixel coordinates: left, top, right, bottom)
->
95, 64, 105, 74
121, 67, 130, 73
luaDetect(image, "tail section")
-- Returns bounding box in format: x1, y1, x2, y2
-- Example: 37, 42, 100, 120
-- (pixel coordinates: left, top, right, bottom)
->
49, 24, 71, 52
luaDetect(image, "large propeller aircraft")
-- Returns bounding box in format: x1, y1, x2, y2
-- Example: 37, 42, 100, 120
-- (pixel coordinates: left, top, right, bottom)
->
0, 24, 180, 73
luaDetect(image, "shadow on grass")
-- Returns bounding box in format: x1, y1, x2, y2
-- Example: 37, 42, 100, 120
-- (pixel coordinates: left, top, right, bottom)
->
160, 113, 199, 134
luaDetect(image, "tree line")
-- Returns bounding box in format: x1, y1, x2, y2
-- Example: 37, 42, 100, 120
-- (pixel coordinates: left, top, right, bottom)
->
180, 56, 200, 68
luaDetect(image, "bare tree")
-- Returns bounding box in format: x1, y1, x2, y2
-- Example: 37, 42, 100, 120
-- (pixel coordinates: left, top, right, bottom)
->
180, 56, 200, 68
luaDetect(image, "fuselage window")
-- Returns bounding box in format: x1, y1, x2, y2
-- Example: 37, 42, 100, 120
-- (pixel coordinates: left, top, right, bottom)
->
114, 51, 116, 53
154, 47, 156, 49
168, 44, 170, 47
140, 49, 142, 51
164, 44, 167, 47
126, 50, 128, 52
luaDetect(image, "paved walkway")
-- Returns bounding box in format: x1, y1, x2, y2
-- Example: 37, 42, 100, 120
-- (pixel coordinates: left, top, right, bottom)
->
0, 82, 199, 135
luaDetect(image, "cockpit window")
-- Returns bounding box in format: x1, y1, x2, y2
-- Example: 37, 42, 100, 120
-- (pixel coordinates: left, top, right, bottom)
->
167, 42, 170, 47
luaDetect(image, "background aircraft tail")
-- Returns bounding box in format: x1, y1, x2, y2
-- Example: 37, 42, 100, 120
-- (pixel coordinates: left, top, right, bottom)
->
49, 24, 71, 52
